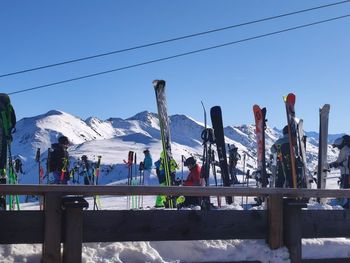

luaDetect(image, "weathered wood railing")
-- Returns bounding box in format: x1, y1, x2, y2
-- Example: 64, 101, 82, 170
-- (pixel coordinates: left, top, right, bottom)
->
0, 185, 350, 263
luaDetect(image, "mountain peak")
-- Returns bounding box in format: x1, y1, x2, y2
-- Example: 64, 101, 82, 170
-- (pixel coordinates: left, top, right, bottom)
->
127, 111, 158, 123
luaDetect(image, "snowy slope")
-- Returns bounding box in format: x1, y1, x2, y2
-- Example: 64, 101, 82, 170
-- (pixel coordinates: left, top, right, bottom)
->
10, 110, 339, 186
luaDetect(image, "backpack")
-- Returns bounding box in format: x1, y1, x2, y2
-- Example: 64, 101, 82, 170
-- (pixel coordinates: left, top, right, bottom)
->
0, 93, 16, 138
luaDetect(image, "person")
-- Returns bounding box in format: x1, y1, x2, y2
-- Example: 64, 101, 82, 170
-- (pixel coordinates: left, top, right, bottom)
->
154, 151, 179, 208
80, 155, 94, 185
49, 135, 70, 184
329, 135, 350, 208
182, 156, 204, 207
142, 149, 153, 185
270, 126, 293, 188
0, 93, 16, 210
228, 144, 241, 185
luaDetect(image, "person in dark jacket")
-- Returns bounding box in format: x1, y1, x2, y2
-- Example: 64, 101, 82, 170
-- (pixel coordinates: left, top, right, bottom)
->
329, 135, 350, 208
49, 136, 70, 184
271, 126, 293, 188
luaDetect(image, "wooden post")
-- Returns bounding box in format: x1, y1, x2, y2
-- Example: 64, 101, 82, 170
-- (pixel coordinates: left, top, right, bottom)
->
283, 199, 307, 263
42, 193, 62, 263
267, 194, 283, 249
62, 196, 89, 263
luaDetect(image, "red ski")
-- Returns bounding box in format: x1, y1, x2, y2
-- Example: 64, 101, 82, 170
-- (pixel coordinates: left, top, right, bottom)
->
253, 105, 268, 187
284, 93, 298, 188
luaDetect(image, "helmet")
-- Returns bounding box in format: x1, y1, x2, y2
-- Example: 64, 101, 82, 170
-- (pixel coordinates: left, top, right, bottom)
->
143, 149, 150, 154
58, 136, 69, 145
229, 144, 237, 149
81, 155, 88, 161
282, 125, 289, 135
184, 157, 196, 167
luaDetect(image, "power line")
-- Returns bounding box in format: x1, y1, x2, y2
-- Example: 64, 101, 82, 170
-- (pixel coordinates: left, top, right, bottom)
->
1, 0, 350, 79
7, 13, 350, 96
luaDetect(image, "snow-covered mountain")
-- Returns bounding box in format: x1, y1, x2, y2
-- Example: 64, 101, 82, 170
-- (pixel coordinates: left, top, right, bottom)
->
11, 110, 339, 185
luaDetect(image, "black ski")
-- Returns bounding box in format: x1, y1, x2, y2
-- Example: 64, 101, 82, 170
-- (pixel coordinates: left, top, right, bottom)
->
210, 106, 232, 204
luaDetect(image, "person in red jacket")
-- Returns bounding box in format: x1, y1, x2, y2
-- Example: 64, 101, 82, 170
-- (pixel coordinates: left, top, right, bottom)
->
183, 157, 204, 207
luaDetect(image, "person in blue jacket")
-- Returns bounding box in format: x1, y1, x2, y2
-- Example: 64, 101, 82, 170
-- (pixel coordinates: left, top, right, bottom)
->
143, 149, 153, 185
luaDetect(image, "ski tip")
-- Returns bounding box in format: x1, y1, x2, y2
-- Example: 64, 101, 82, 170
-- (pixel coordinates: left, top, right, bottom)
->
320, 104, 331, 112
287, 93, 296, 102
253, 104, 260, 111
152, 79, 165, 88
283, 93, 296, 104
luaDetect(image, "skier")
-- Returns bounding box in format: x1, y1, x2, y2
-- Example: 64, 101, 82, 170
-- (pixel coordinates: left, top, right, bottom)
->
271, 126, 293, 188
142, 149, 153, 185
329, 135, 350, 208
80, 155, 94, 185
14, 158, 23, 175
228, 144, 241, 185
154, 151, 178, 208
49, 136, 70, 184
182, 156, 204, 207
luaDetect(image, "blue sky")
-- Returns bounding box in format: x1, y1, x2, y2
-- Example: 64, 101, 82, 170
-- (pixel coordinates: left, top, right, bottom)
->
1, 1, 350, 133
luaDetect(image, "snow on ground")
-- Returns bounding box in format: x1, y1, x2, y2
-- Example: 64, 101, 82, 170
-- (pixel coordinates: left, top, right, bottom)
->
3, 185, 350, 263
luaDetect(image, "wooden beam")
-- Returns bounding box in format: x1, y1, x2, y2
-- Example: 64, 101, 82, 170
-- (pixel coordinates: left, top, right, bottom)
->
301, 210, 350, 238
1, 185, 350, 198
0, 211, 43, 244
42, 193, 62, 263
267, 194, 283, 249
62, 196, 89, 263
83, 210, 267, 242
283, 199, 307, 263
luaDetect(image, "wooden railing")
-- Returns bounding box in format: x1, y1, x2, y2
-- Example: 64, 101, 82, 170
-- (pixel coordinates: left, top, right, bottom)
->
0, 185, 350, 263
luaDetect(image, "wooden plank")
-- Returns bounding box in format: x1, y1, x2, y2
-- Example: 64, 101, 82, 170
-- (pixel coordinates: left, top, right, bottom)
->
301, 210, 350, 238
42, 193, 62, 263
267, 194, 283, 249
83, 210, 267, 242
1, 185, 350, 199
283, 200, 306, 263
62, 196, 88, 263
0, 211, 43, 244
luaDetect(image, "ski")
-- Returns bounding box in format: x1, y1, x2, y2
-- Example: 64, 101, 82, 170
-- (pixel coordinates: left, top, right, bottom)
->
317, 104, 330, 203
36, 148, 44, 210
284, 93, 298, 188
153, 79, 174, 208
296, 119, 310, 188
210, 106, 232, 204
124, 151, 134, 209
200, 101, 210, 186
93, 155, 102, 210
253, 105, 268, 187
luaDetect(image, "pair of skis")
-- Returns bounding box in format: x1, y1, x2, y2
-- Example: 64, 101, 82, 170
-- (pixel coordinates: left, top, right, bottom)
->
283, 94, 329, 191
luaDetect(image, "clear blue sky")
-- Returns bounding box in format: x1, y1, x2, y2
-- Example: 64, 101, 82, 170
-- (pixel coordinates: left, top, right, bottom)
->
1, 1, 349, 133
